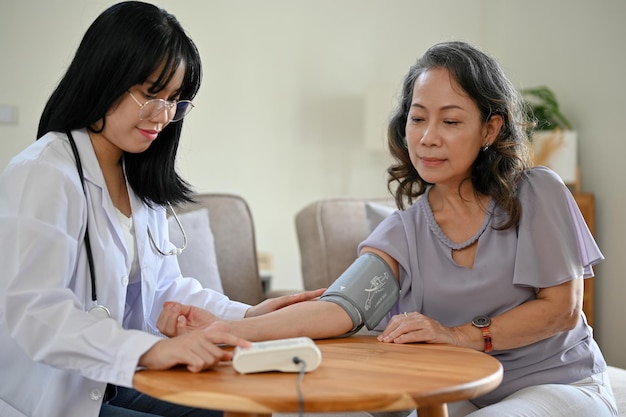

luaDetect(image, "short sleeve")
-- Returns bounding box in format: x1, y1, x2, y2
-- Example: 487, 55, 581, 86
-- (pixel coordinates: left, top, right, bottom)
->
358, 206, 425, 323
358, 210, 413, 278
513, 167, 603, 288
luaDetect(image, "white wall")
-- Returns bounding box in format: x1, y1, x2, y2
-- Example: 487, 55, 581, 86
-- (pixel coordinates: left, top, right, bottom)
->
1, 0, 624, 368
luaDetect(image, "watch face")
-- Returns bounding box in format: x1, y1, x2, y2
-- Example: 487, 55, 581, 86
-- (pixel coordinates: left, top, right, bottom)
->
472, 315, 490, 327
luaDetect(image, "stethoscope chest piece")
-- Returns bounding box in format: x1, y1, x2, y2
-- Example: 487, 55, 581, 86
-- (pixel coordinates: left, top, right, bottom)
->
88, 304, 111, 320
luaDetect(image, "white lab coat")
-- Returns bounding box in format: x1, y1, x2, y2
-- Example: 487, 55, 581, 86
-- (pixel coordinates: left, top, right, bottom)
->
0, 129, 249, 417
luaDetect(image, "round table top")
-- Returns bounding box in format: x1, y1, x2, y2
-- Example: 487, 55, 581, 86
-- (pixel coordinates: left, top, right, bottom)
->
134, 336, 503, 414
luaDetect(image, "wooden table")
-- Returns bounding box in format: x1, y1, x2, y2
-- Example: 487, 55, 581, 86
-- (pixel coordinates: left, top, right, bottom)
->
134, 336, 502, 417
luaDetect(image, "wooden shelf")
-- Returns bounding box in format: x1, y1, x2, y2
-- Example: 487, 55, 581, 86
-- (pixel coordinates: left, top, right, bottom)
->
573, 193, 595, 327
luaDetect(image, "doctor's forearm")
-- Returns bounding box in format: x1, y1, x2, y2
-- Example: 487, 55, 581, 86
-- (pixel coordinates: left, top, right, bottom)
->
227, 300, 353, 341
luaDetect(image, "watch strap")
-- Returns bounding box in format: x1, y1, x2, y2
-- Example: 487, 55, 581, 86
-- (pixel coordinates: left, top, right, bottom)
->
480, 326, 493, 353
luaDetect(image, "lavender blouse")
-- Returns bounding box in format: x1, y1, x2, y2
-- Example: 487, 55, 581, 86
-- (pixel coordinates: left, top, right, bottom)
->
358, 166, 607, 406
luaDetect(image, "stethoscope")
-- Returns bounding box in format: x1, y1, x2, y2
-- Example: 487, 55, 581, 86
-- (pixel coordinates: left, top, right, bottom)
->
66, 131, 187, 319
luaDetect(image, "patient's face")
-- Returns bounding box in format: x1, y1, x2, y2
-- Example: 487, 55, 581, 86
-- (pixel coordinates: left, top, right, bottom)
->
404, 67, 489, 187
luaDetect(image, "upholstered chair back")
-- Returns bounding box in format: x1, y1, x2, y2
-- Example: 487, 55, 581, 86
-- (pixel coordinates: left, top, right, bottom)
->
175, 193, 265, 305
295, 197, 395, 291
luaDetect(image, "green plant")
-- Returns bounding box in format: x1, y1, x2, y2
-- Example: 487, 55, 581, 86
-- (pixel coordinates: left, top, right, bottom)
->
520, 86, 573, 131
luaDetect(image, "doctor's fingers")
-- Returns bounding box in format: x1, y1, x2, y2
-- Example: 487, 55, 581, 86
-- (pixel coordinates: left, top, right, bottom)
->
148, 333, 228, 372
157, 303, 213, 337
182, 342, 226, 373
200, 329, 251, 350
156, 303, 184, 336
180, 331, 250, 372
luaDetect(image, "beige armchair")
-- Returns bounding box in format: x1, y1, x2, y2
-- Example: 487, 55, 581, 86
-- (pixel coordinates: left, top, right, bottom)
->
176, 193, 265, 305
295, 197, 395, 291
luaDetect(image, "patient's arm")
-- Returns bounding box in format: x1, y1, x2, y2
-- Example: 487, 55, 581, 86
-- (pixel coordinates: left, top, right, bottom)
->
159, 247, 399, 341
223, 300, 354, 341
158, 299, 354, 341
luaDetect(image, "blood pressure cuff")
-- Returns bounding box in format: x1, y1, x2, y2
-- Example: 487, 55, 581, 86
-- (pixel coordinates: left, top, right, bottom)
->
320, 252, 399, 335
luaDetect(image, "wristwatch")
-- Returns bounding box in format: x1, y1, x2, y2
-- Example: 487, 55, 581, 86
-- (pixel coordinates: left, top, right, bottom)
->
471, 315, 493, 353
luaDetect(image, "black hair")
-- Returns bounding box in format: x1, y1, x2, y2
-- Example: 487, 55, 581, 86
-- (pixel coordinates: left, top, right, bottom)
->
37, 1, 202, 206
387, 41, 533, 229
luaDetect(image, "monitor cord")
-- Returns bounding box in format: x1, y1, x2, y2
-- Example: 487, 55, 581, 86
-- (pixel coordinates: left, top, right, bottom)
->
293, 356, 307, 417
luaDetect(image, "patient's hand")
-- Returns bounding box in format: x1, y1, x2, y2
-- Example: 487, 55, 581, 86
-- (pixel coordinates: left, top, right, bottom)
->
244, 288, 326, 318
157, 302, 218, 337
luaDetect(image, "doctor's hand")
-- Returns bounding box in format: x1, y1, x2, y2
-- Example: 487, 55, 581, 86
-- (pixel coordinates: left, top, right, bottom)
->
157, 302, 218, 337
377, 311, 461, 346
244, 288, 326, 318
139, 329, 251, 373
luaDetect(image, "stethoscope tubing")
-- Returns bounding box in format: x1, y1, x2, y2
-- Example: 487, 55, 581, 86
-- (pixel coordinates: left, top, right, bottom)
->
66, 131, 186, 318
67, 131, 100, 308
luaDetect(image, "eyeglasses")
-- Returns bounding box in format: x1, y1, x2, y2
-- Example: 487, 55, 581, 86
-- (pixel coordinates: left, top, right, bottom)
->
128, 91, 194, 122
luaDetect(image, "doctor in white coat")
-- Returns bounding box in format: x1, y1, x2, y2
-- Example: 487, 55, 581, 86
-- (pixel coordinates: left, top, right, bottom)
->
0, 3, 321, 417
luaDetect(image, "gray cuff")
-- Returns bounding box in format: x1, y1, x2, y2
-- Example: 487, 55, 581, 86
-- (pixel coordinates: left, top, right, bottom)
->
320, 252, 399, 331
